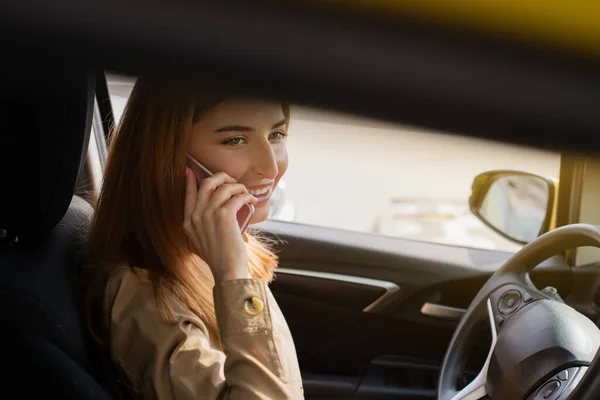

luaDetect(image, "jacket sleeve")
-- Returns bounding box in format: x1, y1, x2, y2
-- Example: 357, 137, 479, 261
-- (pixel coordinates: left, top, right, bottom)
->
106, 270, 304, 400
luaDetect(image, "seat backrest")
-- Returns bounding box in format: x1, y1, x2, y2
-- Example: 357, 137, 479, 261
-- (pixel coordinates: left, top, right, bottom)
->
0, 67, 113, 399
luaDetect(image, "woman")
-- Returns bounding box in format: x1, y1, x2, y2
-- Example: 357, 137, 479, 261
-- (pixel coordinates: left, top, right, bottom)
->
83, 79, 303, 399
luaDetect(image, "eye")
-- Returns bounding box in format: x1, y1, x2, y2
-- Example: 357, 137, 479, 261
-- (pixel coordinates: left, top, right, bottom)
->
269, 131, 288, 141
221, 136, 247, 146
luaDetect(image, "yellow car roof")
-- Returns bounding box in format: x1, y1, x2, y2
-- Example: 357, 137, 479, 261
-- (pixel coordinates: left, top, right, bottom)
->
312, 0, 600, 59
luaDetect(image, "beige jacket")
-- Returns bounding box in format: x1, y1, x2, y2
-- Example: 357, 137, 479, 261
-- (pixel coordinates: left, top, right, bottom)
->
104, 267, 304, 399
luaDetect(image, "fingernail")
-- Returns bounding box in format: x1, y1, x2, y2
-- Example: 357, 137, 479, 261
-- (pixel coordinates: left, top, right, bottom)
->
184, 167, 189, 177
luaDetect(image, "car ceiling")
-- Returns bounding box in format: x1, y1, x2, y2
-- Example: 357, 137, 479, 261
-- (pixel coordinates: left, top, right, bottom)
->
1, 0, 600, 155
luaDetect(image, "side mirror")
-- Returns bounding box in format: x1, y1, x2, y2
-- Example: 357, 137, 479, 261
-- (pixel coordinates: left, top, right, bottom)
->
469, 170, 557, 245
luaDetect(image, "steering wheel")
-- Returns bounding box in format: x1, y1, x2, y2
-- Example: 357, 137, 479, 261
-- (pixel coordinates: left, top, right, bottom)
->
438, 223, 600, 400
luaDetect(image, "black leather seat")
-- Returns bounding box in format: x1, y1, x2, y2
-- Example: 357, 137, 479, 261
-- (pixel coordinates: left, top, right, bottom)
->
0, 68, 113, 399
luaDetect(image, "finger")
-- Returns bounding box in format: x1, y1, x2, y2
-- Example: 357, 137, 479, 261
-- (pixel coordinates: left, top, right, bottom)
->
197, 172, 237, 207
222, 193, 259, 215
205, 183, 250, 211
183, 166, 198, 222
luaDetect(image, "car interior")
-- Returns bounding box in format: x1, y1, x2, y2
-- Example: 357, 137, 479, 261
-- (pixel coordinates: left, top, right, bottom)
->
3, 1, 600, 400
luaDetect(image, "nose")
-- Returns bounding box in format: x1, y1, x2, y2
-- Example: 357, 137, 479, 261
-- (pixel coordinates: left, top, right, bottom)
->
250, 138, 278, 179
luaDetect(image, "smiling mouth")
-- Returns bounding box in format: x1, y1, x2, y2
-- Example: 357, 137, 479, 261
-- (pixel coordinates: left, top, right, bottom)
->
247, 185, 272, 202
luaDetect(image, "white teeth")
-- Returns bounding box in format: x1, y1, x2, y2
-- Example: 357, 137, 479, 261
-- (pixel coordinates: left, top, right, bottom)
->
248, 186, 270, 196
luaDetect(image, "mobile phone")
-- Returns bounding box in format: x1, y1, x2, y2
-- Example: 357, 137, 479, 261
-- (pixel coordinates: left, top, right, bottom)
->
185, 153, 254, 233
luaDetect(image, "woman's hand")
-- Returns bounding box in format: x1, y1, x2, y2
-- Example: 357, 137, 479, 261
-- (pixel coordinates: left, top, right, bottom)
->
183, 167, 258, 283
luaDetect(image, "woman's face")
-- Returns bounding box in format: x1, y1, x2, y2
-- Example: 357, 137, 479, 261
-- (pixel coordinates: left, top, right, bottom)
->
188, 97, 289, 224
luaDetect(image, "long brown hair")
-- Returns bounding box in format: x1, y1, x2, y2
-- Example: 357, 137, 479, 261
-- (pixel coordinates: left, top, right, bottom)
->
83, 79, 287, 365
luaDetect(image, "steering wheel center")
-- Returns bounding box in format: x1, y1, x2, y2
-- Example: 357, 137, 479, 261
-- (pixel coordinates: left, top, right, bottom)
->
487, 297, 600, 399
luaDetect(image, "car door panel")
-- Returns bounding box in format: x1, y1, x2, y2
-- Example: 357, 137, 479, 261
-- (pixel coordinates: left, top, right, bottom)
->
272, 275, 487, 399
274, 268, 399, 313
258, 220, 574, 399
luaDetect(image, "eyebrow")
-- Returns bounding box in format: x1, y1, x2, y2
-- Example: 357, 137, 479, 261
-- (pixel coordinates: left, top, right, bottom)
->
214, 118, 287, 133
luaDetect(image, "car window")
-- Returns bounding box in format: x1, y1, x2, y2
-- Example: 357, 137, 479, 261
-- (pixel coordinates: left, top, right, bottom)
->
106, 74, 560, 252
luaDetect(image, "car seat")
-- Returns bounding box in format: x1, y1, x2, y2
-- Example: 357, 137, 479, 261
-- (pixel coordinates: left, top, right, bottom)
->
0, 66, 114, 399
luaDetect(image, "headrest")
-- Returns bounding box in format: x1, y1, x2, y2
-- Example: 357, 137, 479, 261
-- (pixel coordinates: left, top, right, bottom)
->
0, 68, 95, 236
